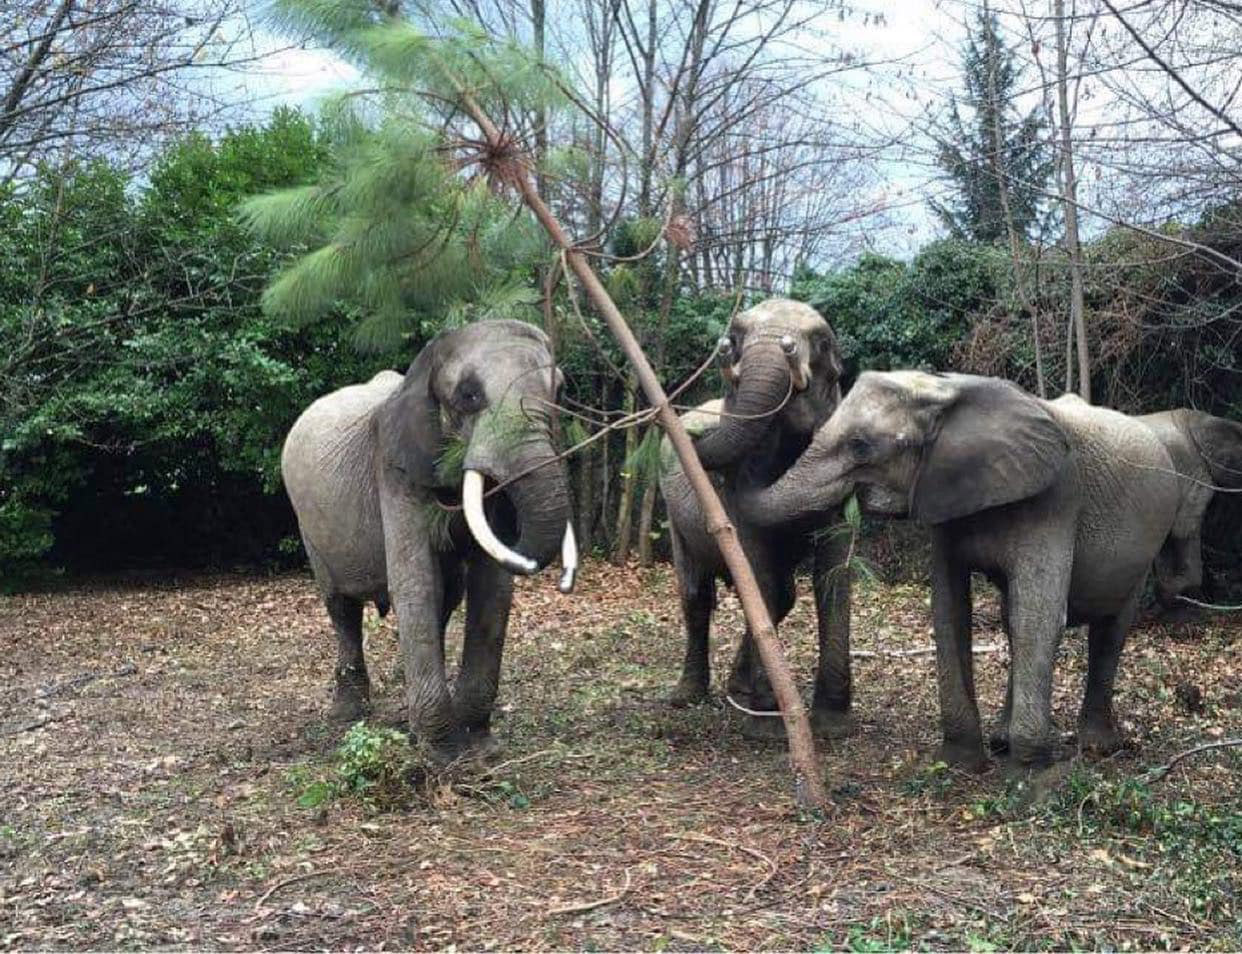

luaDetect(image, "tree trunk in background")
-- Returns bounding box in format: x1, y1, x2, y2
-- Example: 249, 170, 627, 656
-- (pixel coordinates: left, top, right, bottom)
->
984, 0, 1046, 398
599, 415, 611, 551
611, 380, 637, 564
532, 0, 547, 197
636, 478, 658, 566
575, 439, 595, 553
1055, 0, 1090, 402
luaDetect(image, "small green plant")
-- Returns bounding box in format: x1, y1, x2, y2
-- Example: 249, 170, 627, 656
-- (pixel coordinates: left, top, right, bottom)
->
833, 913, 920, 952
901, 760, 953, 798
814, 495, 878, 586
293, 722, 417, 813
334, 721, 415, 809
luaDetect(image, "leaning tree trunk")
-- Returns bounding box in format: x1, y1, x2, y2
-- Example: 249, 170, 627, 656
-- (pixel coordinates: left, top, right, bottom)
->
441, 76, 827, 809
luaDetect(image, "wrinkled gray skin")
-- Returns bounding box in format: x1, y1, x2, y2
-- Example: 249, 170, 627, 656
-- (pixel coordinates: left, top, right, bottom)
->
1137, 409, 1242, 614
659, 298, 852, 741
282, 320, 571, 762
740, 371, 1181, 770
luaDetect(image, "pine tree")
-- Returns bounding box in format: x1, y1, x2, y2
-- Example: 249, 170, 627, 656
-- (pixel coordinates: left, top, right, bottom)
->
239, 1, 567, 351
929, 5, 1053, 243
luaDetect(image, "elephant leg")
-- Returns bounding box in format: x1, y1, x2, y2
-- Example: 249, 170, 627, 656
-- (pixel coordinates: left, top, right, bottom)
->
452, 555, 513, 760
1153, 535, 1203, 621
1079, 581, 1142, 756
379, 480, 457, 757
930, 532, 986, 771
989, 589, 1015, 754
738, 568, 797, 742
811, 529, 852, 739
667, 531, 715, 707
326, 593, 370, 722
388, 558, 463, 688
1004, 561, 1072, 770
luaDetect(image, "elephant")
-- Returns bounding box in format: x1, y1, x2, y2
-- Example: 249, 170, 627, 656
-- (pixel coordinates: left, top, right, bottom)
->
738, 370, 1182, 770
281, 319, 577, 762
658, 298, 853, 740
1137, 409, 1242, 615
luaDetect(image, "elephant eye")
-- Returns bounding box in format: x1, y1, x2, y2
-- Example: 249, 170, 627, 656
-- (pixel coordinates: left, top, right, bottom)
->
453, 381, 486, 412
847, 433, 873, 459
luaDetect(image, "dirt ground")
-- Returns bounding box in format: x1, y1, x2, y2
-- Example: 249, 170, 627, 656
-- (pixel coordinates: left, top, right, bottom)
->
1, 560, 1238, 951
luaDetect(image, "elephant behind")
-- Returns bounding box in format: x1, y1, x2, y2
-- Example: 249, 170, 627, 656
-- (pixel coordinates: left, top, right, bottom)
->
1137, 409, 1242, 613
659, 298, 852, 740
741, 371, 1181, 770
282, 320, 576, 762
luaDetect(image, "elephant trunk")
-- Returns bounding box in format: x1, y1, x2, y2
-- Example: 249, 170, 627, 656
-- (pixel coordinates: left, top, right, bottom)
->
505, 450, 573, 571
462, 428, 575, 585
739, 425, 855, 527
694, 341, 795, 470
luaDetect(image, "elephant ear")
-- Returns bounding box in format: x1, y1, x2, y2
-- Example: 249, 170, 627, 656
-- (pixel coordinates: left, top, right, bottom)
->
911, 377, 1071, 525
375, 335, 447, 487
1188, 412, 1242, 488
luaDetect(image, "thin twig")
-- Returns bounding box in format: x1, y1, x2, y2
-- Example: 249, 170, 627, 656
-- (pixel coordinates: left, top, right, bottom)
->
849, 643, 1003, 659
1118, 457, 1242, 493
1175, 594, 1242, 612
251, 871, 335, 916
547, 868, 632, 915
667, 832, 778, 902
1141, 738, 1242, 782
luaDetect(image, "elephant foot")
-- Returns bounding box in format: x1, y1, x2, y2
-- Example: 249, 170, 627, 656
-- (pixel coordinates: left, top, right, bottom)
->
1006, 736, 1058, 771
936, 738, 989, 774
427, 729, 504, 768
666, 677, 710, 708
740, 712, 787, 742
329, 688, 371, 723
987, 728, 1010, 755
1078, 716, 1124, 757
1156, 603, 1202, 626
810, 707, 853, 740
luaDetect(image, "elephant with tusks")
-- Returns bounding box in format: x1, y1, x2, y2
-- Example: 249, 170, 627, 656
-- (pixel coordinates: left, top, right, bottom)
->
282, 320, 576, 763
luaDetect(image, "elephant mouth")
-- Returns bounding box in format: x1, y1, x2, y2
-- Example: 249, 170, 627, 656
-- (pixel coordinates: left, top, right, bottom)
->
461, 470, 578, 592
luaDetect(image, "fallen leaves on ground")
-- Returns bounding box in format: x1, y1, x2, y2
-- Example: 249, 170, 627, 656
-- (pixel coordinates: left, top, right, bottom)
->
0, 562, 1238, 950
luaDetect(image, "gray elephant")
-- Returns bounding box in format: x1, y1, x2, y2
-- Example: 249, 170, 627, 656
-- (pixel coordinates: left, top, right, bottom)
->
659, 298, 852, 740
739, 371, 1181, 770
1137, 409, 1242, 614
281, 320, 576, 762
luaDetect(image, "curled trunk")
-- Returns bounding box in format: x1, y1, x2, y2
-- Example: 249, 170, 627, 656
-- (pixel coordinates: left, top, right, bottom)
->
503, 445, 572, 569
694, 343, 791, 470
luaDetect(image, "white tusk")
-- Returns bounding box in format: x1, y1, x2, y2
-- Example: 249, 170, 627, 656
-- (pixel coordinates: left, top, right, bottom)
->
461, 470, 538, 575
558, 522, 578, 594
784, 350, 809, 391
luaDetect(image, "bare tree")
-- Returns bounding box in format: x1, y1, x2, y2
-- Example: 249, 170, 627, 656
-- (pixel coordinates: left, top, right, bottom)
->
0, 1, 268, 180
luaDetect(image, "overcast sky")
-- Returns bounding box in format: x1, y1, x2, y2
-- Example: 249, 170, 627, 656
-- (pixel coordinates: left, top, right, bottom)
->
220, 2, 992, 257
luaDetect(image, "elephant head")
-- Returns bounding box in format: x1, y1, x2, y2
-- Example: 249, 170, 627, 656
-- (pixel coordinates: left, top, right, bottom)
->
1182, 410, 1242, 489
376, 320, 576, 588
692, 298, 843, 470
740, 371, 1071, 527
